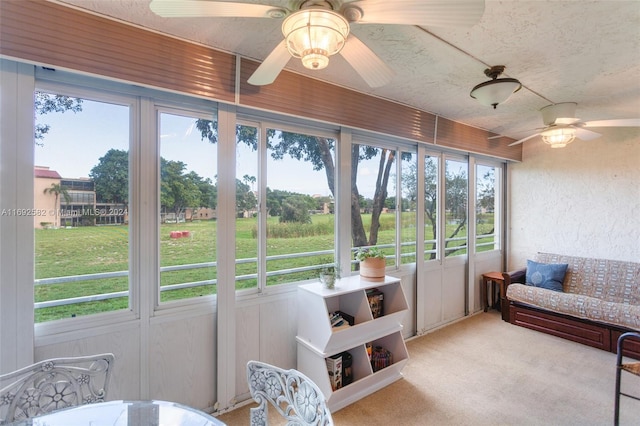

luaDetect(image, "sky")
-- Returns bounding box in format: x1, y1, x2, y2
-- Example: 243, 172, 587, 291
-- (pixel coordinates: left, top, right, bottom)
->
34, 96, 387, 198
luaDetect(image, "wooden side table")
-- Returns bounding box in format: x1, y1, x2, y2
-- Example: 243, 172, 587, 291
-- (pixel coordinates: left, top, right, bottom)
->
481, 271, 506, 312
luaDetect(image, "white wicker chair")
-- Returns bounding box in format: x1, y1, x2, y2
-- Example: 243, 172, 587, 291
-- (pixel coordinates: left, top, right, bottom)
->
246, 360, 333, 426
0, 353, 115, 424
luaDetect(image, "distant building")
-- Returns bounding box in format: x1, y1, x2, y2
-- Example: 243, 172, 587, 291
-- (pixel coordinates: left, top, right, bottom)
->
34, 166, 62, 228
193, 207, 216, 220
34, 166, 127, 228
59, 177, 96, 227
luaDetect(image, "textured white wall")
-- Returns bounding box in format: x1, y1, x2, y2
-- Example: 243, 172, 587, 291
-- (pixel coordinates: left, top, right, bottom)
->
506, 127, 640, 269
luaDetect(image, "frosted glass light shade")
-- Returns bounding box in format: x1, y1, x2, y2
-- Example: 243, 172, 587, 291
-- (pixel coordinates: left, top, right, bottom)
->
282, 9, 349, 70
470, 78, 522, 109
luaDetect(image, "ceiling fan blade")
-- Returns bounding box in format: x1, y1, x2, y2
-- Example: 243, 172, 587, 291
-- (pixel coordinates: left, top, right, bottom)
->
574, 128, 602, 141
348, 0, 485, 27
247, 40, 291, 86
340, 35, 395, 88
553, 117, 581, 125
508, 133, 541, 146
149, 0, 288, 18
582, 118, 640, 128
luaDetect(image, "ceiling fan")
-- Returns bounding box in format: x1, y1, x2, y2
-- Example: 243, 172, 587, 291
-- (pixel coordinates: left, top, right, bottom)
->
507, 102, 640, 148
149, 0, 485, 87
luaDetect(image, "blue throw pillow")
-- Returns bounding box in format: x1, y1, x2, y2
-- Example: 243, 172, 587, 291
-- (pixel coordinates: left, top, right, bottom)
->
525, 260, 568, 292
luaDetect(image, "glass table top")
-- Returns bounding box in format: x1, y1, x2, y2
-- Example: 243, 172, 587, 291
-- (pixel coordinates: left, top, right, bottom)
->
10, 399, 226, 426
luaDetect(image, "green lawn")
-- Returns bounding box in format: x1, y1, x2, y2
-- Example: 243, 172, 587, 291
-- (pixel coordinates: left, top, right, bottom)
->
35, 213, 494, 322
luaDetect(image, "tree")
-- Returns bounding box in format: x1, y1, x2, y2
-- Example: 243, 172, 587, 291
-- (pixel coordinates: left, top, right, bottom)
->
280, 196, 312, 224
160, 159, 200, 216
35, 92, 83, 146
43, 182, 71, 227
445, 168, 468, 254
242, 174, 256, 191
188, 173, 216, 209
403, 160, 468, 259
90, 149, 129, 204
477, 169, 495, 213
236, 178, 257, 218
195, 119, 399, 249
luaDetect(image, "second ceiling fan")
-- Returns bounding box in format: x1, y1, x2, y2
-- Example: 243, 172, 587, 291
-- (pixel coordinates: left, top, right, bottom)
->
150, 0, 485, 87
508, 102, 640, 148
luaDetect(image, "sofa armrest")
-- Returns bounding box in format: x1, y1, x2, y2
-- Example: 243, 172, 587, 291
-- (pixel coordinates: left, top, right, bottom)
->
502, 268, 526, 287
499, 268, 526, 322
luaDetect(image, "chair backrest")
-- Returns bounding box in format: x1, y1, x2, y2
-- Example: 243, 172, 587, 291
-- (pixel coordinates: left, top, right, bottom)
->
246, 360, 333, 426
0, 353, 115, 423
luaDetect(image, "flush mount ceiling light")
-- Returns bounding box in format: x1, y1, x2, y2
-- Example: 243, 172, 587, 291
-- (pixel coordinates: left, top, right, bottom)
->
541, 126, 576, 148
282, 8, 349, 71
470, 65, 522, 109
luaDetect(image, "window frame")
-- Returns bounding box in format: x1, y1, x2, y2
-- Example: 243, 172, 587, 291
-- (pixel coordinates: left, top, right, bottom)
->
442, 154, 469, 260
474, 159, 503, 254
235, 115, 341, 294
29, 67, 508, 337
33, 78, 139, 334
350, 133, 417, 272
154, 104, 220, 309
33, 69, 221, 335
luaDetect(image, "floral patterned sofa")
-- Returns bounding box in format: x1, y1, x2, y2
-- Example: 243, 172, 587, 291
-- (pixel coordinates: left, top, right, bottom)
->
502, 252, 640, 355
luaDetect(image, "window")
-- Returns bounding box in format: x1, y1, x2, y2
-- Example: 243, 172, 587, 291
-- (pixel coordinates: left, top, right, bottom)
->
158, 110, 218, 303
264, 127, 337, 286
34, 91, 131, 322
476, 163, 499, 252
444, 158, 468, 257
351, 143, 397, 270
233, 123, 338, 290
400, 151, 417, 264
424, 154, 439, 261
235, 123, 259, 290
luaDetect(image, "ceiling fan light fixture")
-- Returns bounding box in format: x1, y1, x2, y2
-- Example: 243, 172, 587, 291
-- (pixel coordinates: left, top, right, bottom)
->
541, 127, 576, 148
282, 9, 349, 70
300, 49, 330, 69
470, 65, 522, 109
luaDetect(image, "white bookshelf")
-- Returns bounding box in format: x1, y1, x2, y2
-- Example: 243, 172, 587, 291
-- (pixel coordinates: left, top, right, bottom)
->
296, 275, 409, 412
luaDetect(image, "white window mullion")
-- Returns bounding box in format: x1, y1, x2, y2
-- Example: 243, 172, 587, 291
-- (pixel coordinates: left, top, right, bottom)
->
258, 125, 268, 291
0, 60, 35, 371
338, 128, 352, 274
437, 154, 446, 263
395, 148, 402, 267
467, 156, 477, 315
415, 145, 426, 332
136, 96, 157, 399
216, 103, 237, 411
496, 164, 504, 253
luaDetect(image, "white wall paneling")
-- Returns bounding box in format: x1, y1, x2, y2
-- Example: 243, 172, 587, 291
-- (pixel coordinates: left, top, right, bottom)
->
35, 324, 141, 401
0, 60, 35, 373
149, 313, 217, 408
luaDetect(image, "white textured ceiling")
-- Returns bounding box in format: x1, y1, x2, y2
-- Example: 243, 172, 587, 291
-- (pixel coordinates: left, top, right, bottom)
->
53, 0, 640, 143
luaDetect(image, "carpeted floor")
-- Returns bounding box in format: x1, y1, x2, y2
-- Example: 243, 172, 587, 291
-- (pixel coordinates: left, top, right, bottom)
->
216, 311, 639, 425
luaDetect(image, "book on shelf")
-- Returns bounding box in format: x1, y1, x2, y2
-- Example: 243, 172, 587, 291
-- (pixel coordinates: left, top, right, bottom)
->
366, 288, 384, 318
371, 345, 393, 372
341, 351, 353, 386
329, 311, 353, 331
326, 353, 343, 391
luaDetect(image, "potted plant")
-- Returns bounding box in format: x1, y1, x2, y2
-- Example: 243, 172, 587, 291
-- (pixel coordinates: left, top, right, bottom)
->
319, 263, 340, 289
354, 246, 386, 279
